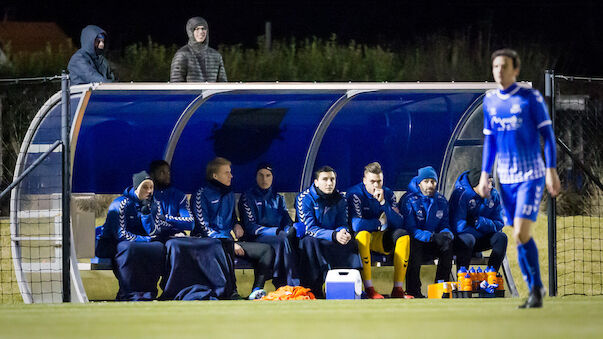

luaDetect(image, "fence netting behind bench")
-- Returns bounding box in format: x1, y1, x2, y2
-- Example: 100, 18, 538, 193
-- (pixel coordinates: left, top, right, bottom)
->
1, 81, 64, 303
554, 75, 603, 296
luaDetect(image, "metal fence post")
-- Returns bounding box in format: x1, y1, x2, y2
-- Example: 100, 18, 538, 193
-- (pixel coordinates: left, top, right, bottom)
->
544, 69, 558, 297
61, 71, 71, 302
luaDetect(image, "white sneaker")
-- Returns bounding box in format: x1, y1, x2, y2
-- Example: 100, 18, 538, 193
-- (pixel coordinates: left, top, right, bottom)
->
248, 289, 267, 300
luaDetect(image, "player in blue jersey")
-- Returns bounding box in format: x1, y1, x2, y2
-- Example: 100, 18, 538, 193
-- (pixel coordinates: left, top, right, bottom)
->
95, 171, 166, 300
346, 162, 411, 299
477, 49, 561, 308
149, 160, 194, 238
238, 162, 300, 288
191, 157, 274, 300
296, 166, 361, 298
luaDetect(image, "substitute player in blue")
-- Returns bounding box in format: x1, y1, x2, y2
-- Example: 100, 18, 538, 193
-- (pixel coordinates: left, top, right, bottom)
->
296, 166, 361, 298
149, 160, 194, 238
347, 162, 411, 299
191, 157, 274, 300
95, 171, 166, 301
238, 162, 300, 288
400, 166, 454, 298
477, 49, 561, 308
449, 169, 507, 272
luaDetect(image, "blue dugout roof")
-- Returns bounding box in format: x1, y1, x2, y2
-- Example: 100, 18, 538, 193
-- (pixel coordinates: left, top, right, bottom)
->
19, 82, 500, 196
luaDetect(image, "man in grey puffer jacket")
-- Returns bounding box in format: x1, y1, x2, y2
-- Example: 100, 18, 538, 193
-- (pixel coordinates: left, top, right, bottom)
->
170, 17, 227, 82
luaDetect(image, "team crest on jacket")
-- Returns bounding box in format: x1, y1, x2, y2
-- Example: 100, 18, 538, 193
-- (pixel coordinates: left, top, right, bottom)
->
488, 199, 495, 208
468, 199, 476, 209
416, 209, 425, 220
436, 210, 443, 219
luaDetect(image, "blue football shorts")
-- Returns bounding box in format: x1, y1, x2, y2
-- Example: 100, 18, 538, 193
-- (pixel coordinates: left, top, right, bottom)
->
499, 177, 545, 225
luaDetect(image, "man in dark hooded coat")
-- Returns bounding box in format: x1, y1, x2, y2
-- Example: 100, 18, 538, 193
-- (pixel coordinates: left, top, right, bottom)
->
170, 16, 227, 82
67, 25, 116, 85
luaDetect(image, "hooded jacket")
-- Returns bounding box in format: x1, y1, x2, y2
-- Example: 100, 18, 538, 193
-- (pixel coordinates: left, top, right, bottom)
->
346, 183, 403, 232
399, 176, 453, 242
238, 185, 293, 238
67, 25, 115, 85
296, 185, 348, 241
191, 181, 237, 239
170, 17, 227, 82
95, 187, 167, 258
448, 171, 504, 238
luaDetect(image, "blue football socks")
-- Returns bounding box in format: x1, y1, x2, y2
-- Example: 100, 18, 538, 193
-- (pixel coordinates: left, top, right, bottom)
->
517, 238, 543, 290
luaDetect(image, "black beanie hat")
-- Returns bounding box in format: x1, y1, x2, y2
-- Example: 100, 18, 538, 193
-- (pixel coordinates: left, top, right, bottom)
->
256, 162, 273, 174
467, 168, 482, 188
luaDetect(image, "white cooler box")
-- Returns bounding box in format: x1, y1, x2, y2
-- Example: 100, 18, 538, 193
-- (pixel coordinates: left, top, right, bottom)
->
325, 269, 362, 300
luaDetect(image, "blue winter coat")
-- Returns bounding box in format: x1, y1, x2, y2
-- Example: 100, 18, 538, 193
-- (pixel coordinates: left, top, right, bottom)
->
191, 182, 236, 239
346, 183, 403, 232
238, 185, 293, 238
296, 185, 348, 241
448, 171, 504, 238
67, 25, 115, 85
95, 186, 166, 257
399, 176, 453, 242
153, 186, 194, 237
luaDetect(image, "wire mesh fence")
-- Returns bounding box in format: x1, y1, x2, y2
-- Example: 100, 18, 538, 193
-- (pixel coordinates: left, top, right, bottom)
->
553, 74, 603, 296
1, 78, 66, 303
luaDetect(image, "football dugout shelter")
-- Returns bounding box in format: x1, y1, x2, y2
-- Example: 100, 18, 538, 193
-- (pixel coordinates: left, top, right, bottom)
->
9, 81, 525, 303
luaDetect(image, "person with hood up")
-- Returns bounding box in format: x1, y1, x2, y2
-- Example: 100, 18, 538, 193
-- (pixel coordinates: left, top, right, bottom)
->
170, 16, 227, 82
94, 171, 166, 301
67, 25, 116, 85
238, 162, 300, 288
449, 169, 507, 272
398, 166, 453, 298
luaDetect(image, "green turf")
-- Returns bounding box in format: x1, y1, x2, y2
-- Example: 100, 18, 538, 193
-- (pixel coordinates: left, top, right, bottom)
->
4, 215, 603, 302
0, 296, 602, 338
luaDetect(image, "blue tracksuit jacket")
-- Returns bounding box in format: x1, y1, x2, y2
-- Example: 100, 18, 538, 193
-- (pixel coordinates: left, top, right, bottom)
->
346, 183, 403, 232
238, 185, 293, 238
95, 186, 167, 257
296, 185, 348, 241
153, 186, 194, 237
448, 171, 504, 238
191, 182, 236, 239
399, 176, 453, 242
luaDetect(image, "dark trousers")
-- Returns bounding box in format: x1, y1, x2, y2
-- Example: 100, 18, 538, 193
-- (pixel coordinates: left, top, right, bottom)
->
299, 236, 362, 298
454, 232, 508, 271
406, 238, 453, 296
221, 239, 274, 292
239, 241, 275, 290
256, 232, 301, 287
113, 241, 166, 301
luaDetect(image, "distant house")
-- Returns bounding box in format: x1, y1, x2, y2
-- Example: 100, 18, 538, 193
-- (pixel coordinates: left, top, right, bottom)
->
0, 21, 73, 62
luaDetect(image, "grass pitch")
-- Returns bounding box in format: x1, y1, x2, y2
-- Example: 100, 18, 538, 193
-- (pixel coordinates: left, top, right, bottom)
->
0, 296, 602, 339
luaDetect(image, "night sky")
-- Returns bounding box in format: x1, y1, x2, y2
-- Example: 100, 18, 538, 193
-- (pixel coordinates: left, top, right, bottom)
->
3, 0, 603, 74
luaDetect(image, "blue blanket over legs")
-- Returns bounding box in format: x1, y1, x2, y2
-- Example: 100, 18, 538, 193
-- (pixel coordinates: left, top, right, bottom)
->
114, 241, 166, 301
160, 237, 233, 300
